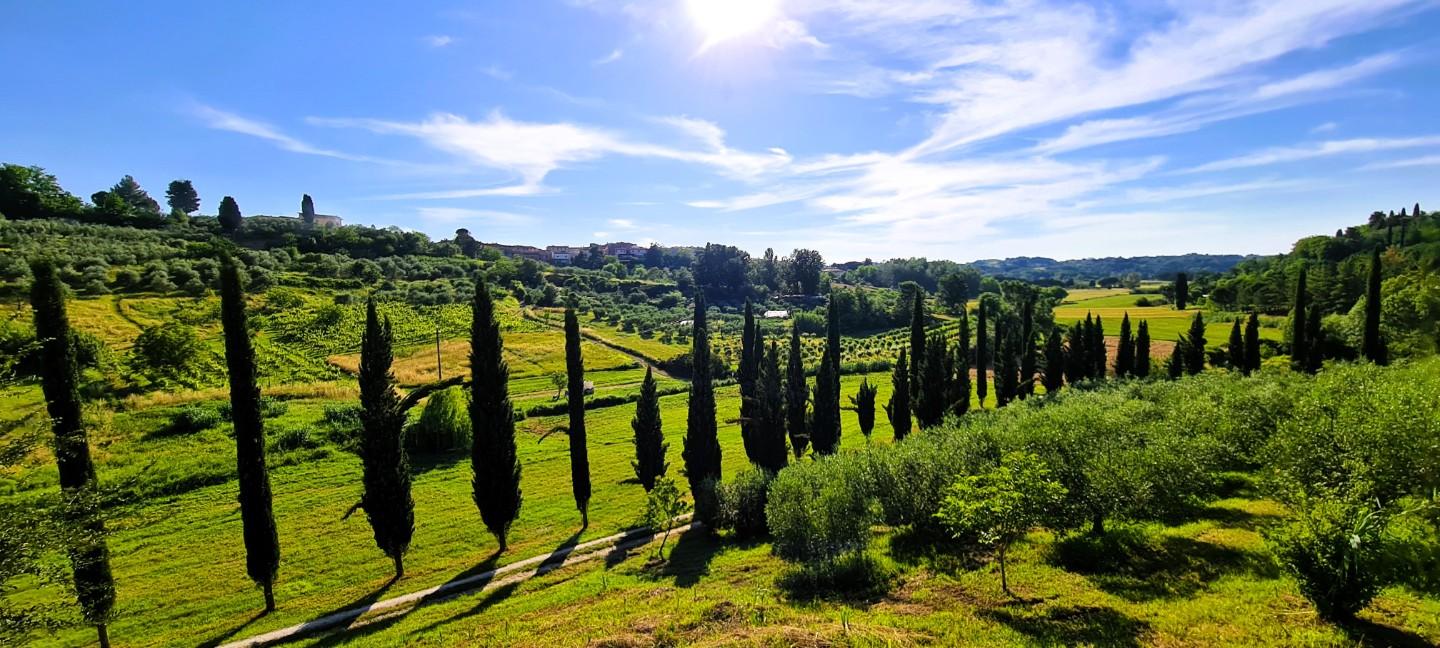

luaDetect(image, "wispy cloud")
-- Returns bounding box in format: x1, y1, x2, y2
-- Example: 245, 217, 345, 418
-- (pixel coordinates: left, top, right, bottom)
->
1312, 122, 1340, 134
481, 64, 513, 81
1184, 136, 1440, 173
415, 206, 533, 224
188, 103, 399, 165
592, 48, 623, 65
423, 34, 454, 48
607, 218, 637, 229
1360, 154, 1440, 171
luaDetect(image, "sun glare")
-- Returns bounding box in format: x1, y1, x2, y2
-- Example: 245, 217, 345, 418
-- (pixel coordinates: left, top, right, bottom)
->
687, 0, 778, 51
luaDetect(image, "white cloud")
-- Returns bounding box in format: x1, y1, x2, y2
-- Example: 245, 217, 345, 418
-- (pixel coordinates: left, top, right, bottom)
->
423, 35, 454, 48
592, 48, 624, 65
1184, 136, 1440, 173
608, 218, 637, 229
415, 207, 532, 224
188, 103, 399, 165
1360, 154, 1440, 171
481, 64, 513, 81
1312, 122, 1340, 134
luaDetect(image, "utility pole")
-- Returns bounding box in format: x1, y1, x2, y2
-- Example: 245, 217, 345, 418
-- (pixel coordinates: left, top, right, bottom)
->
436, 325, 443, 381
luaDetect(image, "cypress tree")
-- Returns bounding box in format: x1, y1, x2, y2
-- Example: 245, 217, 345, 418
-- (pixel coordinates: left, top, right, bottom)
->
1115, 313, 1133, 377
355, 298, 414, 579
848, 378, 878, 442
682, 294, 721, 506
1018, 297, 1036, 399
916, 330, 949, 427
975, 300, 989, 408
1091, 315, 1107, 379
1042, 328, 1065, 393
563, 309, 592, 526
1227, 319, 1244, 372
738, 300, 761, 466
218, 195, 243, 234
756, 341, 789, 471
1305, 304, 1324, 374
953, 306, 972, 416
996, 323, 1018, 407
824, 296, 842, 436
1174, 272, 1189, 310
470, 280, 523, 549
810, 346, 839, 454
1291, 269, 1308, 372
1184, 312, 1206, 375
1064, 320, 1086, 384
1362, 247, 1387, 365
1243, 313, 1261, 375
884, 349, 912, 441
1080, 313, 1096, 380
630, 366, 668, 491
1168, 339, 1186, 379
784, 322, 808, 457
908, 290, 925, 402
219, 256, 280, 612
1134, 320, 1151, 378
29, 259, 116, 646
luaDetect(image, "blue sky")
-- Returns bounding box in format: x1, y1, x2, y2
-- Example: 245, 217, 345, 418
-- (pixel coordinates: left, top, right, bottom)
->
3, 1, 1438, 262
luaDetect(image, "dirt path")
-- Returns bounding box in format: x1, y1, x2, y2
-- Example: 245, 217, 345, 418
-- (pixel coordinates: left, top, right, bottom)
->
219, 518, 696, 648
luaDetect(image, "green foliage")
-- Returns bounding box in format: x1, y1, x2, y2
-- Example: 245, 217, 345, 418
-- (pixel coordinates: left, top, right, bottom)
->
785, 322, 809, 456
630, 367, 668, 491
218, 196, 242, 234
683, 293, 721, 520
936, 452, 1066, 594
848, 377, 877, 441
713, 467, 772, 539
164, 180, 199, 214
1268, 498, 1392, 620
354, 299, 414, 577
469, 280, 523, 549
128, 323, 208, 387
766, 456, 877, 565
162, 405, 224, 437
640, 477, 690, 560
409, 389, 471, 453
564, 308, 591, 523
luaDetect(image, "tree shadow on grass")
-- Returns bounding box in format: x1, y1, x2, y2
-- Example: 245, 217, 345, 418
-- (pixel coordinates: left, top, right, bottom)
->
196, 609, 270, 648
888, 526, 988, 575
775, 552, 896, 607
981, 605, 1152, 648
658, 527, 724, 588
1048, 525, 1279, 602
1339, 616, 1434, 648
409, 449, 468, 476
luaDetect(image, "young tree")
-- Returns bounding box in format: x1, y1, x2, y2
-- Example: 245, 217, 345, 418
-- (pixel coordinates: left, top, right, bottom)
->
29, 260, 116, 647
975, 300, 989, 408
1018, 297, 1036, 399
1291, 269, 1308, 373
564, 309, 592, 526
936, 452, 1066, 597
1115, 313, 1134, 377
908, 290, 926, 403
1134, 320, 1151, 378
165, 179, 200, 214
219, 255, 280, 612
218, 195, 243, 234
1184, 312, 1206, 375
1227, 319, 1244, 372
1362, 247, 1387, 365
755, 341, 789, 472
885, 349, 913, 441
785, 322, 809, 457
1174, 272, 1189, 310
1243, 313, 1260, 375
641, 478, 690, 561
683, 294, 722, 509
470, 280, 523, 549
1041, 327, 1066, 393
848, 378, 878, 442
630, 367, 668, 491
352, 299, 414, 579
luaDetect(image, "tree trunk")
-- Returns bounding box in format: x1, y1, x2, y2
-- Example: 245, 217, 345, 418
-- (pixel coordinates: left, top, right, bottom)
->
999, 546, 1012, 598
97, 624, 110, 648
393, 554, 404, 581
581, 509, 589, 530
263, 582, 276, 613
1090, 512, 1105, 536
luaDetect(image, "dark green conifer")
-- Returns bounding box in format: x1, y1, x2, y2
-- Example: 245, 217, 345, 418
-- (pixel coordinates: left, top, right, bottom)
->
1291, 269, 1308, 372
908, 290, 925, 402
218, 195, 243, 234
1304, 304, 1323, 374
355, 298, 414, 578
682, 294, 721, 505
1091, 315, 1107, 379
29, 259, 116, 646
1018, 297, 1036, 398
916, 330, 949, 427
884, 349, 912, 441
1227, 319, 1244, 372
810, 345, 839, 454
630, 366, 668, 491
1243, 313, 1260, 375
952, 306, 972, 416
1362, 247, 1387, 365
1115, 313, 1134, 377
563, 309, 592, 526
755, 341, 789, 471
1064, 320, 1086, 384
784, 322, 808, 457
1185, 312, 1206, 375
1134, 320, 1151, 378
975, 300, 989, 408
1168, 339, 1186, 379
219, 255, 280, 611
1042, 328, 1065, 392
848, 378, 878, 442
470, 280, 523, 549
738, 300, 761, 466
1174, 272, 1189, 310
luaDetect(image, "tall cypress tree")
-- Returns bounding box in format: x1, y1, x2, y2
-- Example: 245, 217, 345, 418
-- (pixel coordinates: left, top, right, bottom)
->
1174, 273, 1189, 310
738, 300, 761, 466
824, 296, 842, 437
29, 259, 116, 647
355, 298, 413, 578
1064, 320, 1086, 384
683, 294, 721, 507
996, 323, 1017, 407
953, 306, 971, 416
756, 341, 789, 471
1168, 339, 1186, 379
1042, 328, 1065, 393
1115, 313, 1134, 377
1362, 247, 1387, 365
1304, 304, 1324, 374
630, 366, 667, 491
218, 195, 243, 234
885, 349, 912, 441
219, 255, 280, 612
470, 280, 522, 549
849, 378, 878, 442
1291, 269, 1308, 372
810, 345, 839, 454
1091, 315, 1107, 380
975, 300, 989, 409
916, 330, 949, 427
1243, 313, 1260, 375
563, 309, 592, 526
1134, 320, 1151, 378
1184, 312, 1207, 375
908, 290, 926, 402
784, 322, 808, 457
1018, 297, 1036, 399
1227, 319, 1244, 372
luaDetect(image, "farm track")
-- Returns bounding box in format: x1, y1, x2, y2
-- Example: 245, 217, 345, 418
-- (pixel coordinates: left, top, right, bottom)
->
219, 518, 696, 648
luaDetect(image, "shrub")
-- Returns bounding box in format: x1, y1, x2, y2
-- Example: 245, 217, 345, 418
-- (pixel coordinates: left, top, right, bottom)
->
936, 451, 1067, 595
162, 405, 223, 436
407, 386, 470, 453
713, 467, 772, 539
766, 457, 877, 564
1269, 498, 1393, 621
269, 424, 322, 453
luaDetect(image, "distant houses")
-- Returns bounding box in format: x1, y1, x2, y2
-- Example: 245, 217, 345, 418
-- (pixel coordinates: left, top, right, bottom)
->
484, 241, 649, 265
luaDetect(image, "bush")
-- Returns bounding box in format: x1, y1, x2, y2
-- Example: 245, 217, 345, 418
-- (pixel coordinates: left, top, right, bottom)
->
269, 424, 322, 453
766, 457, 877, 564
776, 550, 895, 601
713, 467, 772, 539
161, 405, 223, 436
407, 386, 470, 453
1269, 498, 1393, 621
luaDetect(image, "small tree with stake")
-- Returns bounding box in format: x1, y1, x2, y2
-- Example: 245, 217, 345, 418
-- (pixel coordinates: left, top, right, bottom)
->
641, 477, 690, 561
936, 452, 1066, 598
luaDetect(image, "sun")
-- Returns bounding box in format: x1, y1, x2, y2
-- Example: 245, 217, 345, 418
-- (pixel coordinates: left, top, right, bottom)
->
686, 0, 779, 51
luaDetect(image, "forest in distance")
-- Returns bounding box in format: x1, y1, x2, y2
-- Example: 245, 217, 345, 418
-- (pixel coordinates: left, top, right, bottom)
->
2, 165, 1439, 647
